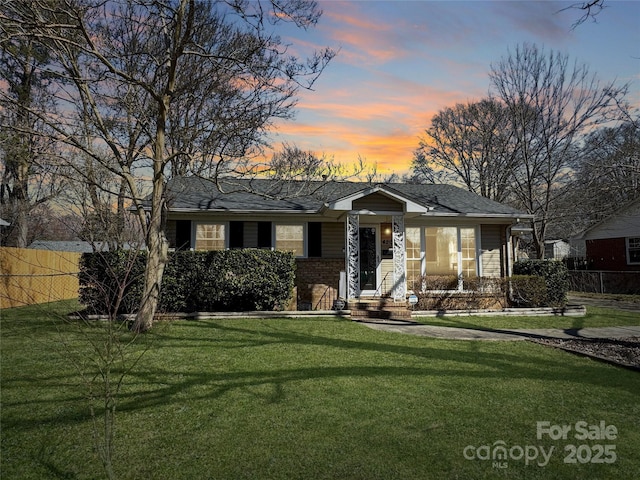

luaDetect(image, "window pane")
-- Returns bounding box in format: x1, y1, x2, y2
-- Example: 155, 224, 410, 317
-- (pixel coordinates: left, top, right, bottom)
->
460, 227, 477, 277
195, 224, 225, 250
629, 237, 640, 263
406, 259, 422, 286
406, 227, 421, 259
425, 227, 457, 275
406, 227, 422, 285
275, 224, 304, 257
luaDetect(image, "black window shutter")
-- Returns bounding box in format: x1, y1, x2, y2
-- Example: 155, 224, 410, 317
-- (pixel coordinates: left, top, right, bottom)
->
257, 222, 272, 248
229, 221, 244, 249
175, 220, 192, 250
308, 222, 322, 257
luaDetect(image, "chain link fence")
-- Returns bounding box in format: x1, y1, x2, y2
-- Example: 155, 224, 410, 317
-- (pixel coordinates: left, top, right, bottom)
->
568, 270, 640, 295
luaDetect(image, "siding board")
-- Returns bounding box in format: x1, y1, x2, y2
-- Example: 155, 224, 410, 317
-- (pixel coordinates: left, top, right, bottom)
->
480, 224, 503, 277
353, 192, 403, 212
322, 222, 345, 258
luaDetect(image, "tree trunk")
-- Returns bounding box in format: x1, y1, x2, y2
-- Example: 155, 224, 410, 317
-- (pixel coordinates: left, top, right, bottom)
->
131, 180, 168, 333
13, 203, 28, 248
532, 221, 545, 260
132, 91, 170, 333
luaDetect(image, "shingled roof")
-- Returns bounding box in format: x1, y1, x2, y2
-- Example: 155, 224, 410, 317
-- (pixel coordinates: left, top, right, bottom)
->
160, 176, 528, 218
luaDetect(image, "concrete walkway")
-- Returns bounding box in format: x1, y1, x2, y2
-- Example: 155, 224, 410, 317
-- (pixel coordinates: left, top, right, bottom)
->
359, 321, 640, 341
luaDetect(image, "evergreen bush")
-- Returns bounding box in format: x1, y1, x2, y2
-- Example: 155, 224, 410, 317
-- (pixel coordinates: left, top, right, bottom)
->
508, 275, 548, 308
512, 260, 570, 307
79, 249, 295, 314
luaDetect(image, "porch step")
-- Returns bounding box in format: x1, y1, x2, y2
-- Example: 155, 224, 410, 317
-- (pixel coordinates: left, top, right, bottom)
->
349, 299, 412, 321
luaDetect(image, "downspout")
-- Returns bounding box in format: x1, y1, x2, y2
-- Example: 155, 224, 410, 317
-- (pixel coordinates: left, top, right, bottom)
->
506, 224, 514, 277
506, 224, 514, 307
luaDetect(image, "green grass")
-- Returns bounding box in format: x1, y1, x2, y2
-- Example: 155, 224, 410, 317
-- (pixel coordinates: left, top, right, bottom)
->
570, 292, 640, 303
415, 306, 640, 330
2, 301, 640, 479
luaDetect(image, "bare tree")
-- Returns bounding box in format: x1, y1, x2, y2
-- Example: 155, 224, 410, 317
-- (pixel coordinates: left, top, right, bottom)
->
555, 121, 640, 237
2, 0, 335, 331
0, 28, 66, 247
489, 43, 627, 258
413, 98, 519, 203
560, 0, 607, 29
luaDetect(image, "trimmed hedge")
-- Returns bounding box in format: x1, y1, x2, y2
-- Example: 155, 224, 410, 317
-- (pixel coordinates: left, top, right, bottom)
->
512, 260, 569, 307
410, 275, 508, 310
508, 275, 548, 308
79, 249, 295, 314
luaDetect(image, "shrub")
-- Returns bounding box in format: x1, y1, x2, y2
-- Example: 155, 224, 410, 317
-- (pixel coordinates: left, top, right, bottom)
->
507, 275, 548, 308
410, 275, 507, 311
512, 260, 569, 307
79, 250, 146, 315
413, 275, 460, 292
79, 249, 295, 314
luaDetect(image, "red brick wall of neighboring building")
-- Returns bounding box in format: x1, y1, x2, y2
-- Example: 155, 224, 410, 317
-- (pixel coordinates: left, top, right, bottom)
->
586, 237, 640, 271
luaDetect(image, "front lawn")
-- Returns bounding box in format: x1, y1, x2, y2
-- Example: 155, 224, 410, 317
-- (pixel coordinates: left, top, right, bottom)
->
415, 306, 640, 330
1, 301, 639, 479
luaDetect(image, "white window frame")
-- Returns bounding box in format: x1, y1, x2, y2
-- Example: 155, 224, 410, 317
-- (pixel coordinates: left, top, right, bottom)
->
405, 227, 424, 289
193, 222, 228, 251
274, 223, 307, 258
627, 237, 640, 265
421, 225, 479, 291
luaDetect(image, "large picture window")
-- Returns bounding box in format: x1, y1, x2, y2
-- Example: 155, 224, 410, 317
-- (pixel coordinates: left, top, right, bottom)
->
425, 227, 458, 276
422, 226, 478, 286
195, 223, 225, 250
275, 224, 304, 257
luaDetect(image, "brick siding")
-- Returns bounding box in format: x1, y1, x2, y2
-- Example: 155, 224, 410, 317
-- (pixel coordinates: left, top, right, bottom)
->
294, 258, 344, 310
587, 237, 640, 271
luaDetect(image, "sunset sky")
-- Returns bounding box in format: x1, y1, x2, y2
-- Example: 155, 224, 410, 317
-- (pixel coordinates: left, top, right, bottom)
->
269, 0, 640, 175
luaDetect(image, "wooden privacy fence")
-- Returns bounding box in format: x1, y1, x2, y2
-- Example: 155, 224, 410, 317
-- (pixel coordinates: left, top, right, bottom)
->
0, 247, 81, 308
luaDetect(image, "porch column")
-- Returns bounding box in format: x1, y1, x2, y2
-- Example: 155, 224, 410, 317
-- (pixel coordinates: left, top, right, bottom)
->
392, 215, 406, 301
346, 213, 360, 299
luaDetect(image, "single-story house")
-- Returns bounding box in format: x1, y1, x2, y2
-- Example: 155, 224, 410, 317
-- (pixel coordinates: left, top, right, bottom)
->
28, 240, 98, 253
27, 240, 140, 253
570, 198, 640, 271
159, 177, 532, 308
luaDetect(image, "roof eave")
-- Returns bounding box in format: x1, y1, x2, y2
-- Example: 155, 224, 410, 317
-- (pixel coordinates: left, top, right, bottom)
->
169, 207, 321, 215
420, 212, 533, 220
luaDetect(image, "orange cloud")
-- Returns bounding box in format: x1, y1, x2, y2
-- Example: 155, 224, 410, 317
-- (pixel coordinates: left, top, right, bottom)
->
271, 69, 494, 175
320, 4, 409, 65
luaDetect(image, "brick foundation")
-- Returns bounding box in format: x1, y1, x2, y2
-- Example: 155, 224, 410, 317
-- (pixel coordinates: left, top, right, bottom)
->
295, 258, 344, 310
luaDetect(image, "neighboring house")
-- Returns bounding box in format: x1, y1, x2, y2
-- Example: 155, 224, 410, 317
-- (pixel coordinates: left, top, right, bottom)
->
27, 241, 140, 253
570, 198, 640, 271
28, 240, 97, 253
544, 239, 570, 260
158, 177, 532, 307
